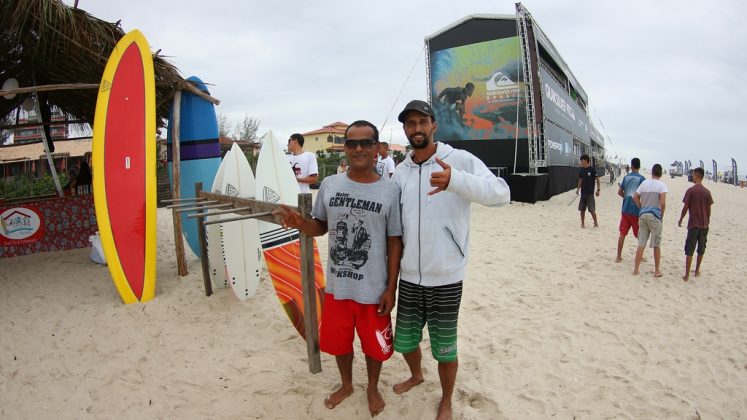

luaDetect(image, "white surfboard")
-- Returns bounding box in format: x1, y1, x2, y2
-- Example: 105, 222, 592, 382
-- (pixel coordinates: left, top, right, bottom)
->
206, 146, 233, 289
221, 143, 262, 301
255, 131, 301, 241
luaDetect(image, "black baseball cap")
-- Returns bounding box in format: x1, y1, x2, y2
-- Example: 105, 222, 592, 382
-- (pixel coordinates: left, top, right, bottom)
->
397, 100, 435, 123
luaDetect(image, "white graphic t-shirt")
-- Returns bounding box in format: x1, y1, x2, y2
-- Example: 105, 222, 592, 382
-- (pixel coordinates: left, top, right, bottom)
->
287, 151, 318, 193
375, 155, 395, 178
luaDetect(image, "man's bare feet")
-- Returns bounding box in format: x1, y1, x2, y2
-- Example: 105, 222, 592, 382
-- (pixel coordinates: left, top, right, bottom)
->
392, 376, 424, 394
654, 272, 663, 278
694, 271, 701, 277
581, 224, 585, 229
593, 223, 599, 228
632, 270, 639, 276
436, 399, 452, 420
615, 257, 622, 263
367, 388, 385, 416
682, 275, 689, 281
324, 385, 353, 409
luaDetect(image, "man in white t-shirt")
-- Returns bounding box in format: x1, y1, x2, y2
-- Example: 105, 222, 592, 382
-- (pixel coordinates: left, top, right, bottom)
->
375, 141, 396, 178
287, 133, 318, 193
632, 163, 668, 277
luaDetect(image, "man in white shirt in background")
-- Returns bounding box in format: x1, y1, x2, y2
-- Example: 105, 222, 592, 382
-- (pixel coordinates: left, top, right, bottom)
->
375, 141, 396, 178
287, 133, 319, 193
632, 163, 668, 277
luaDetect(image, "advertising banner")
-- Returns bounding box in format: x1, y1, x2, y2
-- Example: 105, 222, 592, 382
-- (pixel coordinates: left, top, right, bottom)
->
538, 67, 591, 145
430, 36, 527, 141
0, 206, 45, 246
732, 158, 738, 186
544, 120, 574, 166
1, 195, 97, 258
712, 160, 717, 182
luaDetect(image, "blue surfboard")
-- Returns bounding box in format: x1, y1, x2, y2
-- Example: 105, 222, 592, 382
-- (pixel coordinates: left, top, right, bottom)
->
167, 76, 221, 258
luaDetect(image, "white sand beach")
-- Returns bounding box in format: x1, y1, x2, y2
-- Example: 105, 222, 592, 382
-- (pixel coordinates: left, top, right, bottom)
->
1, 174, 745, 419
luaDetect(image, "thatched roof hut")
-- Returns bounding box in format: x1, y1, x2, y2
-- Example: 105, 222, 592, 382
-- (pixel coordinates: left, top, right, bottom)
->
0, 0, 198, 131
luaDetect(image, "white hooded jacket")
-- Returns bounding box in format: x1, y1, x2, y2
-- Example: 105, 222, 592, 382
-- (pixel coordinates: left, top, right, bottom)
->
393, 142, 510, 287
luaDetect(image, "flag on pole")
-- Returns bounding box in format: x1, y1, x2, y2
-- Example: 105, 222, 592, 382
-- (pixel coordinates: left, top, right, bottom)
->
712, 159, 717, 182
732, 158, 738, 186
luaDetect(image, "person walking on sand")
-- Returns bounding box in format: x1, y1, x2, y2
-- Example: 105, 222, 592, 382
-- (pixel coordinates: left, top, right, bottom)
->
632, 163, 668, 277
576, 154, 601, 228
273, 120, 403, 417
391, 100, 510, 420
616, 158, 646, 262
677, 167, 713, 281
287, 133, 318, 193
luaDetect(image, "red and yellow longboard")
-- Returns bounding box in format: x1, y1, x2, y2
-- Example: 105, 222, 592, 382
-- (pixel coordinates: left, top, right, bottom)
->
92, 30, 156, 304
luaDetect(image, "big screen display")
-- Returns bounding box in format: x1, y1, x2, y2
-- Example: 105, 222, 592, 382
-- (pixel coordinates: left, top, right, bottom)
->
430, 36, 527, 141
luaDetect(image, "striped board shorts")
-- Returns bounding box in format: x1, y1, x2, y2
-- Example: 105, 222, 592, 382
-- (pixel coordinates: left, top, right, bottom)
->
394, 280, 463, 362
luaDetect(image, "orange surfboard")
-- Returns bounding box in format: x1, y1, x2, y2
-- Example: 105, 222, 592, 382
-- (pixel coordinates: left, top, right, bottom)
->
255, 131, 325, 340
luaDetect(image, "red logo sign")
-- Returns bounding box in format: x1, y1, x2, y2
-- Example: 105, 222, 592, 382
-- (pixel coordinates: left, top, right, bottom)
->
0, 206, 45, 246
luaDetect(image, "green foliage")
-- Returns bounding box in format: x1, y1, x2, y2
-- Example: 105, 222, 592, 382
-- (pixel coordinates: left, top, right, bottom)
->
0, 173, 69, 199
314, 151, 345, 184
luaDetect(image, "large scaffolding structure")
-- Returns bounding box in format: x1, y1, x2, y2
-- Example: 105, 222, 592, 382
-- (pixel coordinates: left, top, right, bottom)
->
516, 3, 546, 174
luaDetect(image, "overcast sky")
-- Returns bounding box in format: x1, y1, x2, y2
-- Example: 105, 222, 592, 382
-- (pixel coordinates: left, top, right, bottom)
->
69, 0, 746, 174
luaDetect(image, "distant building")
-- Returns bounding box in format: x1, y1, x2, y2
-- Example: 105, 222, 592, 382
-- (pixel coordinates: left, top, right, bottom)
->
302, 121, 348, 154
0, 137, 91, 179
12, 108, 68, 145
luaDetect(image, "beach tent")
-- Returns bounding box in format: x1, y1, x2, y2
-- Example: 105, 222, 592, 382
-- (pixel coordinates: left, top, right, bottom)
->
0, 0, 204, 194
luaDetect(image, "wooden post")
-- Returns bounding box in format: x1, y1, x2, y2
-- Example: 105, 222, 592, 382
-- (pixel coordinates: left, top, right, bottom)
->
31, 89, 63, 198
195, 182, 212, 297
299, 193, 321, 373
170, 91, 188, 276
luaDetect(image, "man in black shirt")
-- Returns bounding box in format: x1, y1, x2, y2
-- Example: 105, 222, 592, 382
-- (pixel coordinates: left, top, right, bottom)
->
576, 154, 600, 228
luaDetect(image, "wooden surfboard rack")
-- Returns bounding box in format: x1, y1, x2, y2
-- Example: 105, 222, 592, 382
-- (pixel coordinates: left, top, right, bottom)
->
166, 182, 322, 373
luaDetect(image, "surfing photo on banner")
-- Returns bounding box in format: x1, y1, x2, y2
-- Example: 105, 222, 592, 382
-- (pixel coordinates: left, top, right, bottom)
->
430, 36, 527, 141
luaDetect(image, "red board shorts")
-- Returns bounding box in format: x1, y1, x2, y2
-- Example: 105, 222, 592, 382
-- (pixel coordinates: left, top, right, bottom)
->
619, 213, 640, 237
319, 293, 393, 362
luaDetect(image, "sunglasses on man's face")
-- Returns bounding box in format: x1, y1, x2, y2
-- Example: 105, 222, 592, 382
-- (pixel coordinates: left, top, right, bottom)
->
344, 138, 377, 149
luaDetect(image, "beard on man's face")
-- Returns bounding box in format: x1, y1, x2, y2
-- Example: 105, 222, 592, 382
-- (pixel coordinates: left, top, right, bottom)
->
407, 132, 430, 149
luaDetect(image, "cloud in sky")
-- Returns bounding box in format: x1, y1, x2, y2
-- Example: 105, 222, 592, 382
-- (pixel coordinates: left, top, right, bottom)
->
69, 0, 747, 172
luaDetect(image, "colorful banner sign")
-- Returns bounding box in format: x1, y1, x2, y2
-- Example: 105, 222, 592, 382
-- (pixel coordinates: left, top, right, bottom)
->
430, 36, 527, 141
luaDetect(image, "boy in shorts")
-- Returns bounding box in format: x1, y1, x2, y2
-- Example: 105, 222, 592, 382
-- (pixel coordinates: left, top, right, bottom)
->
273, 120, 402, 416
633, 163, 668, 277
678, 167, 713, 281
616, 158, 645, 262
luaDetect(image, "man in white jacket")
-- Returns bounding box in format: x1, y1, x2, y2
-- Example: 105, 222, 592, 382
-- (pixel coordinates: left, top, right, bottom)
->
392, 100, 510, 419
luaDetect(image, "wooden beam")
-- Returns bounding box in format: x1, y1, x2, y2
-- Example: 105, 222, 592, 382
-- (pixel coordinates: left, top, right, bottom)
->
197, 191, 289, 225
0, 83, 99, 97
166, 200, 216, 209
0, 120, 89, 130
201, 212, 272, 226
299, 193, 321, 374
186, 206, 253, 218
180, 80, 220, 106
173, 203, 232, 213
170, 91, 188, 276
195, 182, 212, 297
